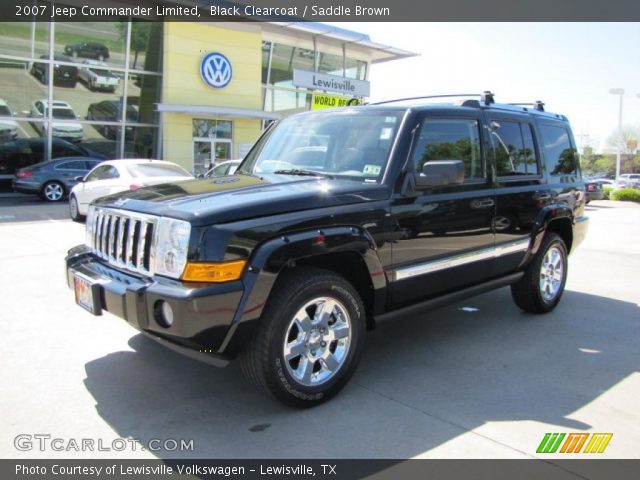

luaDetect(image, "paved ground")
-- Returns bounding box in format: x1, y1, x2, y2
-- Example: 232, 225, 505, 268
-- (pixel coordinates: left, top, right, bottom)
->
0, 198, 638, 463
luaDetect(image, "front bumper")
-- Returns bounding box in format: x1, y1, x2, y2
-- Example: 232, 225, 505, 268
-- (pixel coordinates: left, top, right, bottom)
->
66, 245, 245, 367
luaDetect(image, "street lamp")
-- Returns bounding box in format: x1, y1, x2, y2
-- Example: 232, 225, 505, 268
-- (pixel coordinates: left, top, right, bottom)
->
609, 88, 624, 180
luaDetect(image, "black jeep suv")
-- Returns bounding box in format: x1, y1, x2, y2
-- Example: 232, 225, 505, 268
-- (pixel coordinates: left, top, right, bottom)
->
66, 93, 589, 407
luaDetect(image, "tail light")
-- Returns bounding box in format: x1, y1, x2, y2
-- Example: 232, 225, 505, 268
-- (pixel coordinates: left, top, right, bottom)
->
587, 184, 595, 191
129, 184, 141, 190
16, 171, 33, 179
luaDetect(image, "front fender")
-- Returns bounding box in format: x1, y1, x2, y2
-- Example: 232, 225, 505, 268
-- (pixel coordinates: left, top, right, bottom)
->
217, 226, 386, 355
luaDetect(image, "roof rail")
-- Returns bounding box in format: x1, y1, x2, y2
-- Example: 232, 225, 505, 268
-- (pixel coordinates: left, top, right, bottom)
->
369, 93, 481, 105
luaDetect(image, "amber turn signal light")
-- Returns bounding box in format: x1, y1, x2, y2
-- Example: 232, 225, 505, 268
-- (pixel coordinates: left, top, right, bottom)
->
181, 260, 247, 283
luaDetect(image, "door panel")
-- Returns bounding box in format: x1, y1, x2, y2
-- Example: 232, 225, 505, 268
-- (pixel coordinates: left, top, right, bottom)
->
389, 113, 495, 306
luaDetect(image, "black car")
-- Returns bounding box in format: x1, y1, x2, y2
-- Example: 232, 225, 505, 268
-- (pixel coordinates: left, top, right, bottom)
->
0, 138, 105, 191
30, 55, 78, 88
86, 100, 138, 140
66, 92, 589, 407
12, 157, 102, 202
64, 42, 110, 61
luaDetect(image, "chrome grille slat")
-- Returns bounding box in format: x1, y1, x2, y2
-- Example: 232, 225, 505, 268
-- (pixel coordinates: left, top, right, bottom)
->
88, 208, 158, 276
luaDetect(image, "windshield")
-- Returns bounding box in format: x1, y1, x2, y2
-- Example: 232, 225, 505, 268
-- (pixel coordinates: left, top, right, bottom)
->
0, 106, 11, 116
127, 163, 191, 178
241, 110, 404, 182
52, 108, 76, 119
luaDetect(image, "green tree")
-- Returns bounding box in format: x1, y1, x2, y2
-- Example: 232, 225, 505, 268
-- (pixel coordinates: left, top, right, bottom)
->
116, 21, 150, 69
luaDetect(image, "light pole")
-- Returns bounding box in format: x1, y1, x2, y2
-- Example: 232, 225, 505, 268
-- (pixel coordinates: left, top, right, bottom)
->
609, 88, 624, 179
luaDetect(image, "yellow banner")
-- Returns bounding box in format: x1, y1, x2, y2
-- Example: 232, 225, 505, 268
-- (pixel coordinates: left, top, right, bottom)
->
312, 94, 363, 110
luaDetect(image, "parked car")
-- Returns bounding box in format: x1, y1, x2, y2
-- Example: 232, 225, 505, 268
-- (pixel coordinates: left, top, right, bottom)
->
66, 93, 590, 407
78, 60, 119, 92
12, 157, 103, 202
63, 42, 110, 61
0, 98, 19, 139
86, 100, 138, 140
593, 178, 615, 188
31, 99, 84, 142
585, 181, 604, 203
0, 138, 106, 191
30, 55, 78, 88
69, 159, 193, 220
204, 159, 241, 177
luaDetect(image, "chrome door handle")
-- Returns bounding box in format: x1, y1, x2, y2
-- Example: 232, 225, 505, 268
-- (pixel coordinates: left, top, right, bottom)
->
471, 198, 495, 209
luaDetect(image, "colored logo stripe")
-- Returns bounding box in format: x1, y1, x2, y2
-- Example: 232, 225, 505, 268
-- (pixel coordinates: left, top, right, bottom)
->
583, 433, 613, 453
537, 433, 565, 453
560, 433, 589, 453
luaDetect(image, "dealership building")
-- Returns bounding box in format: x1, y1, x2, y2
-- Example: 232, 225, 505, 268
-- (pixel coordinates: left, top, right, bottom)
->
0, 18, 413, 177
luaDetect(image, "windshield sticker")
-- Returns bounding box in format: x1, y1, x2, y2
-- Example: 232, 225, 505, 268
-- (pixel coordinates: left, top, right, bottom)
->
380, 127, 393, 140
385, 116, 397, 123
363, 164, 382, 176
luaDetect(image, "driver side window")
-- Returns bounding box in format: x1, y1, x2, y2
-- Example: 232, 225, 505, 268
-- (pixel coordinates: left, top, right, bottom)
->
411, 118, 483, 182
86, 165, 118, 181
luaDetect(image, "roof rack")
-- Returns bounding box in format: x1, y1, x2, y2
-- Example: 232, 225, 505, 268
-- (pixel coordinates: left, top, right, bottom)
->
508, 101, 546, 111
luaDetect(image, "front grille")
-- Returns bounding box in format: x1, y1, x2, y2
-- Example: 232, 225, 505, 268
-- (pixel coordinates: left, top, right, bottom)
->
89, 208, 157, 276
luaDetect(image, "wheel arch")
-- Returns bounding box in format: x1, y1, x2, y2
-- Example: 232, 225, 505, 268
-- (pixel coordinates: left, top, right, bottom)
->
218, 226, 387, 356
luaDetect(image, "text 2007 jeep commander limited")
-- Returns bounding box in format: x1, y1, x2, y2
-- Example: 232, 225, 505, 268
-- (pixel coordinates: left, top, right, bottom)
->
67, 92, 589, 407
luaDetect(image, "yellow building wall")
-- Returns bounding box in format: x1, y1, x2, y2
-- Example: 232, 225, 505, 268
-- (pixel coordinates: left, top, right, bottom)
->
162, 23, 263, 170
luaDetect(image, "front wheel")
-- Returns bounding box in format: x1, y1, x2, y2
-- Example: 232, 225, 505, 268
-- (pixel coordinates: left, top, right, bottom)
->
69, 194, 84, 222
240, 268, 365, 407
511, 233, 568, 314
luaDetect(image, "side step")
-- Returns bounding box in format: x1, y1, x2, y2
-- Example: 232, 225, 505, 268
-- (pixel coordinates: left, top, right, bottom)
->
375, 272, 524, 323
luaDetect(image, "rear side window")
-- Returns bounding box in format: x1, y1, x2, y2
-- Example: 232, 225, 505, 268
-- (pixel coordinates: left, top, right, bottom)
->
411, 118, 483, 181
539, 124, 577, 176
492, 121, 539, 176
56, 160, 86, 170
127, 163, 190, 178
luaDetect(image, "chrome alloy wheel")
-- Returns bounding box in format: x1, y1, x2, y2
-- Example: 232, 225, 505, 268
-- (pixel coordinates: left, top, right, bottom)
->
539, 246, 564, 302
282, 297, 352, 387
44, 183, 64, 201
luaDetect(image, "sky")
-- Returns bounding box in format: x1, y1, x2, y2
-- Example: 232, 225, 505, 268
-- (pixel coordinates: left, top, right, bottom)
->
333, 23, 640, 153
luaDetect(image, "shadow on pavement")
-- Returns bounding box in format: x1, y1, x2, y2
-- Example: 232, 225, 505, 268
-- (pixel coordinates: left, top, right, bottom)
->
0, 195, 70, 222
83, 288, 640, 460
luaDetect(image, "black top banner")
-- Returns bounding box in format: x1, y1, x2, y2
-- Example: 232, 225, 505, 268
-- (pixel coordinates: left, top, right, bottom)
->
2, 0, 640, 22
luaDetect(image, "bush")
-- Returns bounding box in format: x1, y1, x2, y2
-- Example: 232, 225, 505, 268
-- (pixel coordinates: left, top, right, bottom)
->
603, 186, 614, 200
610, 188, 640, 202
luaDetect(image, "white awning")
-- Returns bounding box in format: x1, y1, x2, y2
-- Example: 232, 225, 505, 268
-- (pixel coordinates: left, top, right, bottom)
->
156, 104, 282, 120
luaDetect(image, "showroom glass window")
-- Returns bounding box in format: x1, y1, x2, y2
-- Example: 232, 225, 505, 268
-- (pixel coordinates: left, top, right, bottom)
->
0, 20, 162, 189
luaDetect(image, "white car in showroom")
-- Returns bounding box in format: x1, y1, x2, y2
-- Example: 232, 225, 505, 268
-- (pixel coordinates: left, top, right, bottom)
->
31, 99, 84, 142
0, 98, 19, 139
69, 159, 193, 221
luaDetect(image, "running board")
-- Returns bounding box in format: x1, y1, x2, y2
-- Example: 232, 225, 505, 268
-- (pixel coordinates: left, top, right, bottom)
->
375, 272, 524, 323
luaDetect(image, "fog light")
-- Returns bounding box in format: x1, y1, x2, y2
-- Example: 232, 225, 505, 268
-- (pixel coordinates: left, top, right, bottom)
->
154, 300, 174, 328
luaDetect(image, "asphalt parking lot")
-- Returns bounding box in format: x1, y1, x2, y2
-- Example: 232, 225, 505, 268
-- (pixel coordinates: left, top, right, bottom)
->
0, 198, 638, 464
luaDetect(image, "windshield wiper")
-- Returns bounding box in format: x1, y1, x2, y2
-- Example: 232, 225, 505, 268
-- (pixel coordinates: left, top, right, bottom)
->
272, 169, 334, 179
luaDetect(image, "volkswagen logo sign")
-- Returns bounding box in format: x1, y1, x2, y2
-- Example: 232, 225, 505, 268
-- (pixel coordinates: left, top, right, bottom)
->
200, 52, 232, 89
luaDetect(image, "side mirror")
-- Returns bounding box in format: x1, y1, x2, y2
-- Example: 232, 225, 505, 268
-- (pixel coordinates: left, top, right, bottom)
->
74, 176, 85, 183
410, 160, 465, 191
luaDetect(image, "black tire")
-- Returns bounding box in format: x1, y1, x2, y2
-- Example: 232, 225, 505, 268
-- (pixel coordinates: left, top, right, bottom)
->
69, 194, 84, 222
511, 233, 568, 314
41, 181, 66, 202
240, 267, 365, 408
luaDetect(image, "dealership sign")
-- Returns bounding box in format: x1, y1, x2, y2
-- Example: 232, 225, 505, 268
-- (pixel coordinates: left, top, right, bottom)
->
312, 93, 363, 110
200, 52, 232, 88
293, 69, 370, 97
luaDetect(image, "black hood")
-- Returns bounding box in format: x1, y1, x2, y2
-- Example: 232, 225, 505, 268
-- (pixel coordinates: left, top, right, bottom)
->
93, 173, 390, 226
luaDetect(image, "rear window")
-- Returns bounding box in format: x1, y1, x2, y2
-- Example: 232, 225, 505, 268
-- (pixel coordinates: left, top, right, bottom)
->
539, 124, 577, 176
52, 108, 76, 119
0, 105, 11, 116
127, 163, 190, 178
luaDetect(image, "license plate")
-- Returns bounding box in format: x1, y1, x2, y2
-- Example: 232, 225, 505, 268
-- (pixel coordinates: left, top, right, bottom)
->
73, 273, 101, 315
